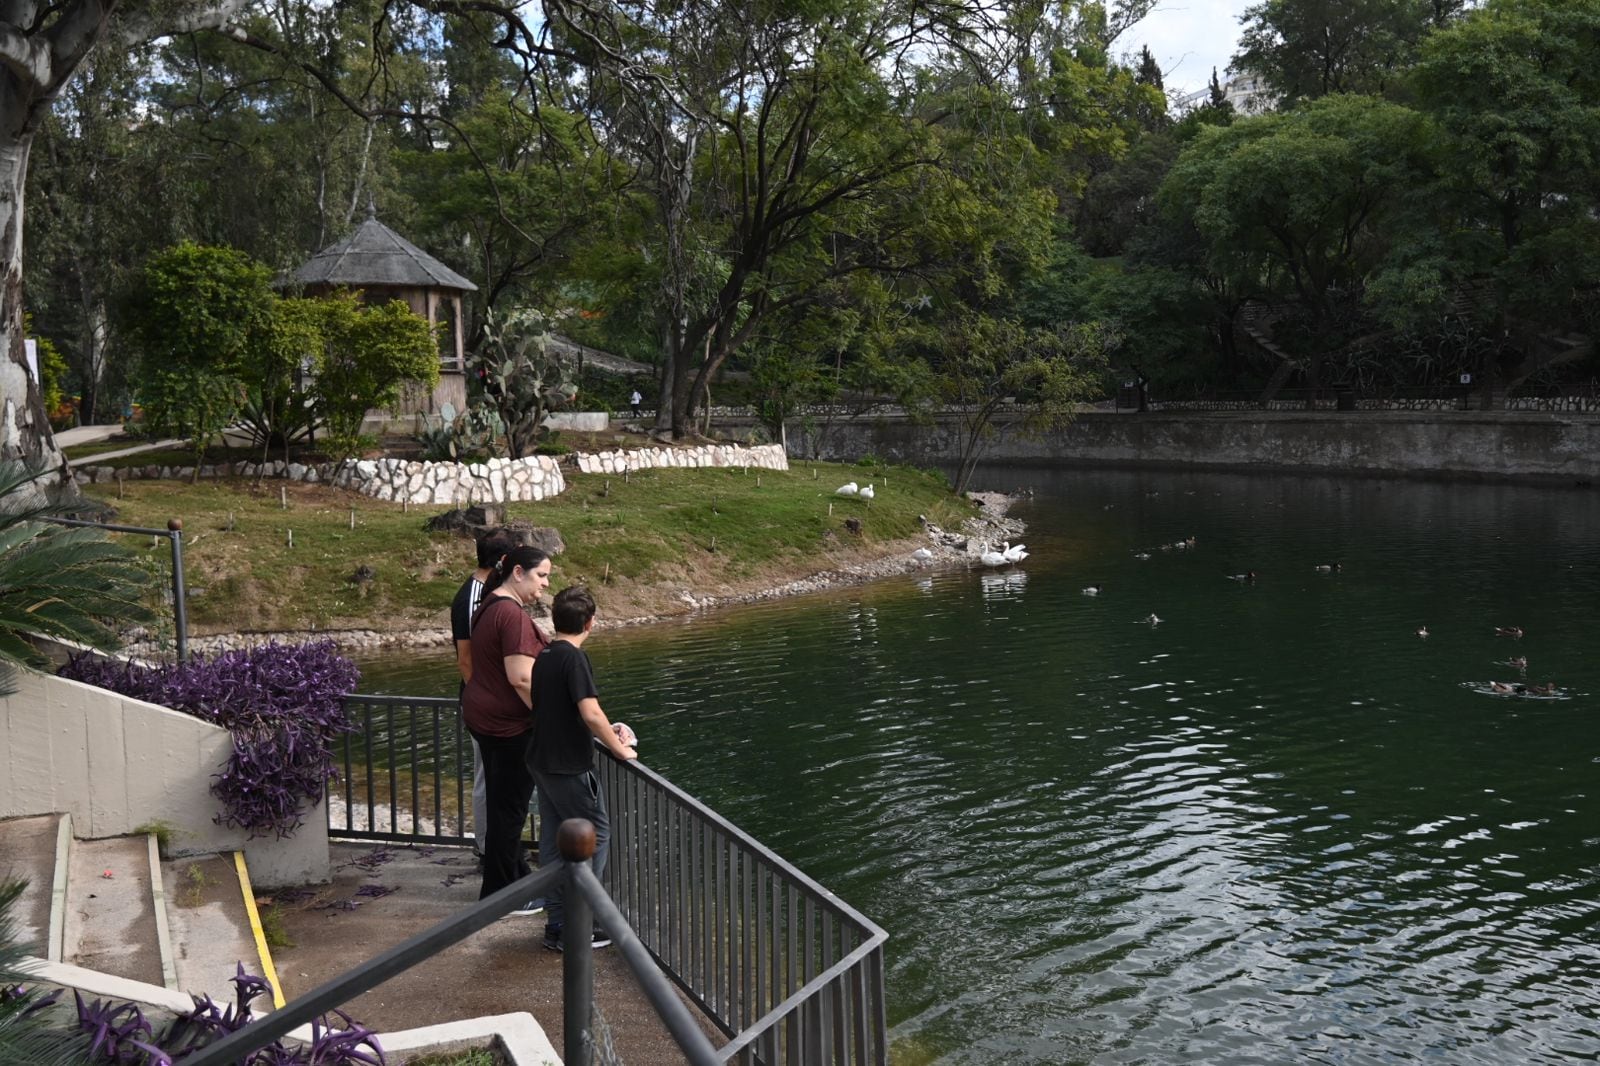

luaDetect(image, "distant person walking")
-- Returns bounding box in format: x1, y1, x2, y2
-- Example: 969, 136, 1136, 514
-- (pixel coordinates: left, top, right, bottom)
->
451, 528, 518, 858
530, 586, 637, 950
462, 546, 552, 909
630, 388, 643, 418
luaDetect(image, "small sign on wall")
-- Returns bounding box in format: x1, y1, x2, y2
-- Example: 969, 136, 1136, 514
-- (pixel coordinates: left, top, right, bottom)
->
1459, 373, 1472, 385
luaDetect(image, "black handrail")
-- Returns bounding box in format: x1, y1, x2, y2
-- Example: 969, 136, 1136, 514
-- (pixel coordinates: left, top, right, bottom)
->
182, 819, 721, 1066
44, 512, 188, 656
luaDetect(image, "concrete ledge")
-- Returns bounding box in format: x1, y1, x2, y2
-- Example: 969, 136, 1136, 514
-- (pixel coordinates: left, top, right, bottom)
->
380, 1012, 561, 1065
47, 812, 72, 962
20, 957, 559, 1065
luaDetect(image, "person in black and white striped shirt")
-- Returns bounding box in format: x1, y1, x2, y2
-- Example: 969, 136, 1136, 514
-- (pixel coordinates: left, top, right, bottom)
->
452, 528, 519, 855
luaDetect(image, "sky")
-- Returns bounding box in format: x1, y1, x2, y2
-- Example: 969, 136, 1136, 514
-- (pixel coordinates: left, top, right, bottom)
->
1118, 0, 1254, 98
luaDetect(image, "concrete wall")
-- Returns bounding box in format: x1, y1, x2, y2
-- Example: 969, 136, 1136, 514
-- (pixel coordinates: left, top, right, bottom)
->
0, 668, 328, 887
788, 411, 1600, 485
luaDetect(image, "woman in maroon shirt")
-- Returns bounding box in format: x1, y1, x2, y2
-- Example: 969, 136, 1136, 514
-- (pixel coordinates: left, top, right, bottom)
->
462, 545, 551, 902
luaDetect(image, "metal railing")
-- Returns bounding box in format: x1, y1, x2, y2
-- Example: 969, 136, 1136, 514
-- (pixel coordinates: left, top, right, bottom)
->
183, 819, 722, 1066
331, 694, 474, 845
45, 515, 189, 661
327, 693, 891, 1064
599, 755, 889, 1065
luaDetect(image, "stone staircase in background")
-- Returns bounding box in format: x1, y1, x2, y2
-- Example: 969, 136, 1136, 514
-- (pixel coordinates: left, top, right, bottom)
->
0, 812, 277, 1010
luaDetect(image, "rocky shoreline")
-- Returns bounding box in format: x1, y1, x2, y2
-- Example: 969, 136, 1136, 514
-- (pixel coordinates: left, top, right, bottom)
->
152, 492, 1029, 657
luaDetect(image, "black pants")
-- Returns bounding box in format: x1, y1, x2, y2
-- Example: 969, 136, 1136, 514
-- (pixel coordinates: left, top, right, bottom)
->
533, 767, 610, 929
470, 728, 536, 899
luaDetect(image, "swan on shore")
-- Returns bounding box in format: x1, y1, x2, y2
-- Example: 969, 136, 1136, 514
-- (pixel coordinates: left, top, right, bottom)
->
859, 484, 876, 500
836, 482, 859, 496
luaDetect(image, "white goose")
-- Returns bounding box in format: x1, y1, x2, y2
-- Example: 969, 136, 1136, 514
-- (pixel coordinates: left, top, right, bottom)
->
836, 482, 859, 496
1002, 542, 1028, 563
859, 484, 876, 500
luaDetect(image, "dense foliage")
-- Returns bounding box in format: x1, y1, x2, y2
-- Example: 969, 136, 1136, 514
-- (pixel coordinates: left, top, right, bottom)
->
12, 0, 1599, 458
59, 642, 361, 838
2, 938, 384, 1065
0, 462, 154, 696
120, 243, 439, 466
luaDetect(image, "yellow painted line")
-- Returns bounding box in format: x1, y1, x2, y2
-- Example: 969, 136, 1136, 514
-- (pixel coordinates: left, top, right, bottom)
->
233, 851, 286, 1009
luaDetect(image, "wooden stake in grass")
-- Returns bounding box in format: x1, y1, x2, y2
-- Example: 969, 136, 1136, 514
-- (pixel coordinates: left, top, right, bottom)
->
603, 479, 610, 497
828, 502, 834, 516
709, 534, 717, 553
227, 511, 235, 532
117, 473, 124, 499
603, 562, 611, 584
349, 507, 356, 530
286, 529, 294, 548
813, 467, 818, 480
756, 474, 762, 488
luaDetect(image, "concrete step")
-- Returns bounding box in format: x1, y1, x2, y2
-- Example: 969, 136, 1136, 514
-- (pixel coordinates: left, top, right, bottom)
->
0, 813, 69, 958
163, 853, 267, 1006
61, 834, 166, 987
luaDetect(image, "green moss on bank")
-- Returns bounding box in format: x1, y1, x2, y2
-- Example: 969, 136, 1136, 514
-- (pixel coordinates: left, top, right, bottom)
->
83, 459, 968, 634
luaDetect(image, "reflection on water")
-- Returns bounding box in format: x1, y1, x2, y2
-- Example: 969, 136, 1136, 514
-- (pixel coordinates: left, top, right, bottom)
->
355, 467, 1600, 1065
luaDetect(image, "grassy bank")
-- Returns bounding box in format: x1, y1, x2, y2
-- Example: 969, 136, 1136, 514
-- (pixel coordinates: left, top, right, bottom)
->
82, 459, 971, 634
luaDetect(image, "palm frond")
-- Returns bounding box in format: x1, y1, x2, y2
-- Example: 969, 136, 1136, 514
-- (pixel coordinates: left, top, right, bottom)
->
1, 462, 158, 695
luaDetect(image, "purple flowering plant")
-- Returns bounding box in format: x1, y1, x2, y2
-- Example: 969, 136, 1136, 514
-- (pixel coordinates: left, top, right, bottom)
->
60, 642, 360, 839
10, 964, 383, 1064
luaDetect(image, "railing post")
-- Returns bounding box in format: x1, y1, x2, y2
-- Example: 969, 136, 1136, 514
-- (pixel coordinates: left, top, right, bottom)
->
561, 818, 598, 1066
167, 519, 188, 662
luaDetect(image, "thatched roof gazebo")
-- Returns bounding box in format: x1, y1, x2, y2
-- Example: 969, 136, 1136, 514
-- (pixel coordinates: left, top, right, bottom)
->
290, 206, 478, 424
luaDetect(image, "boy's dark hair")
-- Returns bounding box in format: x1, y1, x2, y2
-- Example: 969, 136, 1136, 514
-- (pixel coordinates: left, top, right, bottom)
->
551, 586, 597, 635
475, 528, 518, 568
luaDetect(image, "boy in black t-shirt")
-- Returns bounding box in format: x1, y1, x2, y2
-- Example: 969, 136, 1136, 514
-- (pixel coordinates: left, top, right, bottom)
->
531, 586, 637, 951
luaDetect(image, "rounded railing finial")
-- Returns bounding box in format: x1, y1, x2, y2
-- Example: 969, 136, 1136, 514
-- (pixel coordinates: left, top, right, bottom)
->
167, 518, 183, 532
558, 818, 597, 862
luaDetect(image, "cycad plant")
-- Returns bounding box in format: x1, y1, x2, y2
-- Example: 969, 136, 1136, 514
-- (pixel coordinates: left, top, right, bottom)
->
0, 462, 154, 696
0, 880, 89, 1065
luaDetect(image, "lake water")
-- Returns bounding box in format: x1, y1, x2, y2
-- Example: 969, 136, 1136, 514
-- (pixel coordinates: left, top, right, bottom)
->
354, 467, 1600, 1065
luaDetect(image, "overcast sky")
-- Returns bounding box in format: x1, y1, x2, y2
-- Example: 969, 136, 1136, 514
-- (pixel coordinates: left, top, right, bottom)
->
1118, 0, 1254, 98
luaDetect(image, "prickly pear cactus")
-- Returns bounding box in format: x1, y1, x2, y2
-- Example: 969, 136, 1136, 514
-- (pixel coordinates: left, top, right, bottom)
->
469, 308, 578, 458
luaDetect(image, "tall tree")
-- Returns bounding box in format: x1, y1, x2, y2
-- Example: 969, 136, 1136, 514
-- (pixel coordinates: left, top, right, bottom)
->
1, 0, 256, 504
1231, 0, 1458, 106
1158, 94, 1437, 387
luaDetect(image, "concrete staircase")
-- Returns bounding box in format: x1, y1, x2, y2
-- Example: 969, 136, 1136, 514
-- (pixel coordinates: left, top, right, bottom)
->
0, 812, 278, 1009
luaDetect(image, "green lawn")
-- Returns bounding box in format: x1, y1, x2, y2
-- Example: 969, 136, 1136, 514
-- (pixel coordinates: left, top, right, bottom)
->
83, 459, 969, 633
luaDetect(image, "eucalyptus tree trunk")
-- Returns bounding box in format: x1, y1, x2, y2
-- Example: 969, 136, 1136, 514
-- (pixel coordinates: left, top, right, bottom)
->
0, 125, 74, 504
2, 0, 250, 503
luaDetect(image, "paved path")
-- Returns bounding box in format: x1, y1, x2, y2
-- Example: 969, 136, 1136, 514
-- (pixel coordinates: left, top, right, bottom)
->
57, 427, 190, 464
266, 842, 719, 1064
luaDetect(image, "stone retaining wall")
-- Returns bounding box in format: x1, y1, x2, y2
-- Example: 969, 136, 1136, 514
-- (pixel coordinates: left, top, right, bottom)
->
574, 442, 787, 475
776, 411, 1600, 485
71, 442, 787, 503
75, 454, 567, 506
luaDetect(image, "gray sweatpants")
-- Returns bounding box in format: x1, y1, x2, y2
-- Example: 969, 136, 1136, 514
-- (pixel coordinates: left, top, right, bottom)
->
533, 767, 610, 929
470, 736, 488, 850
